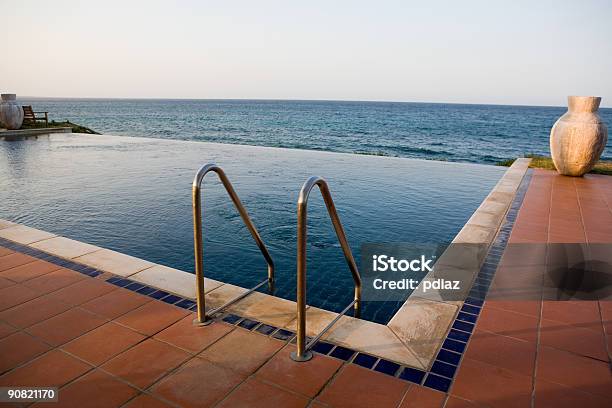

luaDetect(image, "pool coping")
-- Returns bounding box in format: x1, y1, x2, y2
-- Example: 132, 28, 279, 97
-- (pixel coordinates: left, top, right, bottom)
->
0, 158, 530, 377
0, 127, 72, 138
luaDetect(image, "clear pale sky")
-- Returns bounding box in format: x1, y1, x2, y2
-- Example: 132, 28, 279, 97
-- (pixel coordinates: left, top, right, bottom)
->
3, 0, 611, 106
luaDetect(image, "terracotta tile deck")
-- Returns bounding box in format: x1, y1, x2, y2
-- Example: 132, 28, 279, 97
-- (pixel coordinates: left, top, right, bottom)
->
0, 168, 610, 407
0, 244, 446, 408
450, 169, 612, 407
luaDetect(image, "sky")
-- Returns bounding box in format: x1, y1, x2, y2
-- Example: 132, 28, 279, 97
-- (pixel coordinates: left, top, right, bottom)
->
3, 0, 612, 106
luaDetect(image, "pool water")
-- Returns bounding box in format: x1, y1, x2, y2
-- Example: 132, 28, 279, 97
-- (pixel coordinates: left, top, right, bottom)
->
0, 134, 505, 323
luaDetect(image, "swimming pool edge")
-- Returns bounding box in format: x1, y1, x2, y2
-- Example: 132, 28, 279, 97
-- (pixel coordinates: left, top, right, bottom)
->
0, 158, 531, 390
387, 158, 531, 370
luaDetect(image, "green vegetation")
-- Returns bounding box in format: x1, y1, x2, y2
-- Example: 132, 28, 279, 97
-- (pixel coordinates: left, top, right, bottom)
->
20, 120, 100, 134
497, 154, 612, 176
496, 158, 517, 167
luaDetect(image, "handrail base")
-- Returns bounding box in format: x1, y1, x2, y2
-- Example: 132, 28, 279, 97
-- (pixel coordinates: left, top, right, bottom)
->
290, 350, 313, 362
193, 318, 213, 327
291, 299, 357, 363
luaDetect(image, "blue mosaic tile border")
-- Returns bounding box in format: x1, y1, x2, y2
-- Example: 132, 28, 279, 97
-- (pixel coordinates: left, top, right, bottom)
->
419, 169, 533, 392
0, 170, 532, 393
0, 238, 103, 278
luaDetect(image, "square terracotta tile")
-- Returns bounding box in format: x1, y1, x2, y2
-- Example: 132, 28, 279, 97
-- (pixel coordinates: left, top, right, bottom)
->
217, 377, 309, 408
586, 230, 612, 243
23, 268, 86, 295
0, 276, 15, 290
0, 253, 37, 272
101, 338, 191, 389
317, 364, 409, 408
0, 284, 39, 311
499, 245, 547, 269
32, 369, 138, 408
541, 301, 601, 327
548, 220, 584, 233
536, 346, 612, 399
510, 232, 547, 244
534, 377, 610, 408
484, 300, 541, 318
81, 287, 151, 319
450, 357, 532, 407
154, 316, 233, 354
151, 356, 245, 408
0, 247, 14, 257
255, 346, 343, 398
0, 321, 17, 339
199, 328, 283, 375
0, 260, 61, 283
0, 350, 92, 387
475, 306, 539, 343
25, 308, 106, 346
62, 322, 146, 366
463, 330, 536, 377
0, 293, 72, 329
515, 218, 547, 229
539, 319, 608, 361
490, 265, 544, 298
122, 394, 174, 408
511, 229, 548, 242
548, 233, 586, 244
115, 301, 190, 336
399, 384, 446, 408
0, 332, 51, 374
488, 274, 542, 296
599, 300, 612, 317
50, 278, 117, 306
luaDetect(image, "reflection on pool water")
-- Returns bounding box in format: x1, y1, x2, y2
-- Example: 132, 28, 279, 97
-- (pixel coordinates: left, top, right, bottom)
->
0, 134, 505, 323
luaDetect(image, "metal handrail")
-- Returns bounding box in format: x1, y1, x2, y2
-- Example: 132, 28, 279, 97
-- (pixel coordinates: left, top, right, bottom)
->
290, 176, 361, 362
192, 163, 274, 325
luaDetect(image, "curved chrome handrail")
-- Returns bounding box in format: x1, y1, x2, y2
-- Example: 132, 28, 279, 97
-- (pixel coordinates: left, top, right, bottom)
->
291, 176, 362, 362
192, 163, 274, 325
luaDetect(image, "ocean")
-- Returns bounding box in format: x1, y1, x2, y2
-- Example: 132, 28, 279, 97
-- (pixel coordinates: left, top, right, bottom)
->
19, 98, 612, 164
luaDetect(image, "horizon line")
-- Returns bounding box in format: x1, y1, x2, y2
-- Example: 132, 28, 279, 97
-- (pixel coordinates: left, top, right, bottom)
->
17, 95, 611, 109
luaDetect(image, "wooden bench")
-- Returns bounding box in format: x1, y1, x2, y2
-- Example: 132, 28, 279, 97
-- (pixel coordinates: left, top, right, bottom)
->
22, 105, 48, 127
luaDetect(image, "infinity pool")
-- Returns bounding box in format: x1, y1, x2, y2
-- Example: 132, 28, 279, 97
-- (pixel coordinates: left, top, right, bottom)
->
0, 134, 505, 323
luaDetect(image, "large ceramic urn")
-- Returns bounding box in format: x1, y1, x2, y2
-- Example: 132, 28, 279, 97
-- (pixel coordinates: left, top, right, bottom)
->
0, 94, 25, 130
550, 96, 608, 176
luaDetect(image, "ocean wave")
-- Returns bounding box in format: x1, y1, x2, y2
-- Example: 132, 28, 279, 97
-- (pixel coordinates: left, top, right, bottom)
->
394, 146, 453, 156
